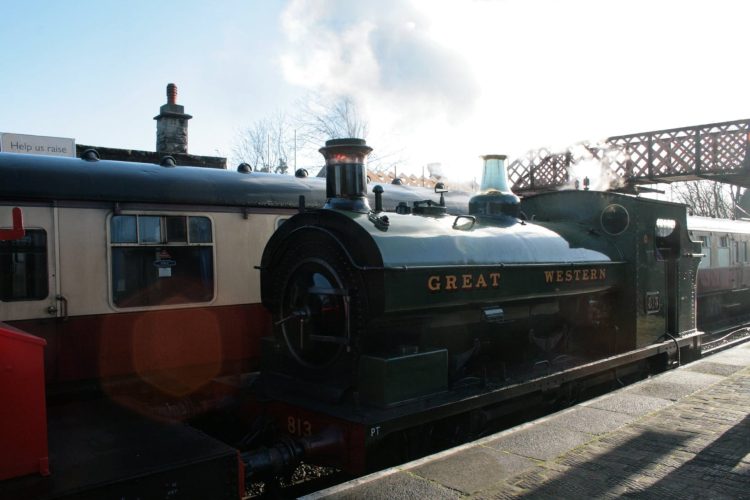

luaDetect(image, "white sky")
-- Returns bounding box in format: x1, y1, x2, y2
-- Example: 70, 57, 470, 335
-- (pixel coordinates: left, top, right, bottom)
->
2, 0, 749, 183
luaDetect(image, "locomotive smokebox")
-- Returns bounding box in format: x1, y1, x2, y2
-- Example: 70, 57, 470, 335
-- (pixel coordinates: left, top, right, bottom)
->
319, 138, 373, 212
469, 154, 520, 217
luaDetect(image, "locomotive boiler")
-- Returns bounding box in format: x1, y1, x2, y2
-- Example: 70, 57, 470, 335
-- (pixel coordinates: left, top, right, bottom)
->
257, 138, 703, 472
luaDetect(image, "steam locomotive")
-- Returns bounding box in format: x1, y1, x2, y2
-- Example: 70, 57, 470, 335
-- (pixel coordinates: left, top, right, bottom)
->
253, 138, 703, 474
0, 139, 731, 498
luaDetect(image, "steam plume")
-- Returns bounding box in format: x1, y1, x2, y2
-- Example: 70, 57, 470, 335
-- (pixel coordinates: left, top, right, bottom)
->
280, 0, 479, 172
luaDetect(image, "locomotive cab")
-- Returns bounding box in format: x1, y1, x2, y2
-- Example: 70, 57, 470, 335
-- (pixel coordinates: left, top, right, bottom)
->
521, 190, 702, 352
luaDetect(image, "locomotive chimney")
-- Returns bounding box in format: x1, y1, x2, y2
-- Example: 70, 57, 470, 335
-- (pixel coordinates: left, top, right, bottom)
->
154, 83, 193, 154
469, 154, 520, 217
319, 138, 373, 212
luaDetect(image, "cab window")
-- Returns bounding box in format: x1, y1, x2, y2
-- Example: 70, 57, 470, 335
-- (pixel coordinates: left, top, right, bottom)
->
654, 219, 678, 261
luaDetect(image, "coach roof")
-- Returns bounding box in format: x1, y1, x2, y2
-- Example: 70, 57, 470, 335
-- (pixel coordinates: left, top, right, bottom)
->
0, 152, 467, 211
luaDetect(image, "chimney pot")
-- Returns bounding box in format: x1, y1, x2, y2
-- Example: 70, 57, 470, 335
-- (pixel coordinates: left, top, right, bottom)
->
167, 83, 177, 105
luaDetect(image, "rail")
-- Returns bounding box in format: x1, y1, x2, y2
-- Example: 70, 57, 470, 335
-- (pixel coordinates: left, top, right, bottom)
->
701, 321, 750, 355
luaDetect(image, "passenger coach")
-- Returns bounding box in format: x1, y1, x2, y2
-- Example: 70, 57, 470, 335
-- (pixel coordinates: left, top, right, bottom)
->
689, 215, 750, 324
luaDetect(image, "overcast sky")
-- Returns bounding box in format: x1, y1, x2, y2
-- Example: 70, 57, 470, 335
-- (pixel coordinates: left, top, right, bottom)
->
2, 0, 750, 181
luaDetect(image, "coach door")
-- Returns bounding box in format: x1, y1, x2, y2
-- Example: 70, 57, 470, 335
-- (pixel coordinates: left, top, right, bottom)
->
0, 205, 60, 326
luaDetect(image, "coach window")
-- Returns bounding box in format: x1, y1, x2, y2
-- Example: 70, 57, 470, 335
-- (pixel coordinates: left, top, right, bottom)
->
735, 241, 740, 265
0, 229, 48, 301
189, 217, 212, 243
717, 235, 730, 267
110, 215, 214, 308
698, 236, 711, 269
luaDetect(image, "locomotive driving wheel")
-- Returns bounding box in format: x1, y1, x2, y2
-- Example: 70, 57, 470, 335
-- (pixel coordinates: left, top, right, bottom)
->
273, 237, 362, 370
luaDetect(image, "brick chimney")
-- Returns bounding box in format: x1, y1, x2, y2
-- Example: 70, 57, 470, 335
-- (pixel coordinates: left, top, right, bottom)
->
154, 83, 192, 153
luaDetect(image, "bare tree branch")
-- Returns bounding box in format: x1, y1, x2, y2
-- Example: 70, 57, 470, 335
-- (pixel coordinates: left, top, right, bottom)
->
671, 180, 741, 218
295, 93, 368, 142
231, 112, 294, 173
233, 93, 403, 174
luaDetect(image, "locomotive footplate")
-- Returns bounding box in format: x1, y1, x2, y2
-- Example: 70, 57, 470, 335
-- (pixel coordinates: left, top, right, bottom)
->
258, 330, 703, 474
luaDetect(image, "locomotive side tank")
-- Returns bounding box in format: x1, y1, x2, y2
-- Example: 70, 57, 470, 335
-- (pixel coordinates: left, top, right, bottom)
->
259, 140, 702, 416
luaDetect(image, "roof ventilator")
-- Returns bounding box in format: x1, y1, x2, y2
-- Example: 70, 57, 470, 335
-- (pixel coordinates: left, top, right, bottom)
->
81, 149, 100, 162
160, 156, 177, 168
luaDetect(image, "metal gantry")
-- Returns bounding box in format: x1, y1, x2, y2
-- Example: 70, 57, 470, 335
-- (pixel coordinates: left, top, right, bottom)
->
508, 119, 750, 194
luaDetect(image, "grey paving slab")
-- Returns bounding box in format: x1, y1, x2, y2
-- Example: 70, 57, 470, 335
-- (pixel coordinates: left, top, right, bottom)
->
484, 423, 592, 461
545, 406, 636, 435
624, 381, 693, 401
627, 370, 723, 400
685, 360, 745, 376
583, 392, 673, 416
469, 468, 560, 500
320, 471, 459, 500
651, 369, 725, 387
709, 347, 750, 366
411, 448, 535, 495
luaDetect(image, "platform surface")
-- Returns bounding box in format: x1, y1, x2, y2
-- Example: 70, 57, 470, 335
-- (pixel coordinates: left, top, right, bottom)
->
0, 397, 239, 500
307, 342, 750, 499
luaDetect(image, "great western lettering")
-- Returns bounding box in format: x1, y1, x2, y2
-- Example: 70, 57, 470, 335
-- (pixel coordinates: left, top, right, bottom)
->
543, 268, 607, 283
427, 272, 500, 292
427, 267, 608, 292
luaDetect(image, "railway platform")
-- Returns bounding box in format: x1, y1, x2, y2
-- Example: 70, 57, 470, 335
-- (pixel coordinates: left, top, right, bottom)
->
306, 341, 750, 499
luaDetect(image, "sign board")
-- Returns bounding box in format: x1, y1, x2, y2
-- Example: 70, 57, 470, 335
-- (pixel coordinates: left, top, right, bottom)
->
0, 133, 75, 157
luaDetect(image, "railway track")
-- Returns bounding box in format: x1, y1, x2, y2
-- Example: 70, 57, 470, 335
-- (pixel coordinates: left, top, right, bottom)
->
702, 321, 750, 354
245, 464, 347, 499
